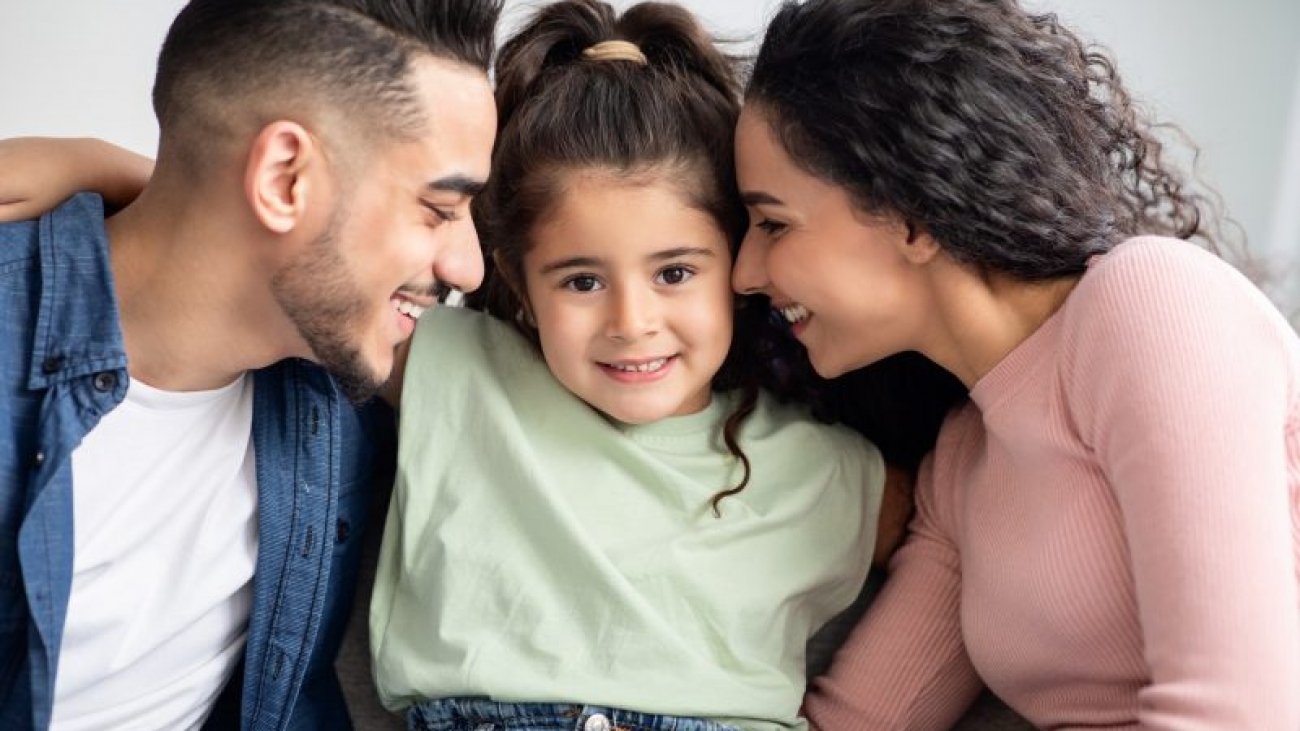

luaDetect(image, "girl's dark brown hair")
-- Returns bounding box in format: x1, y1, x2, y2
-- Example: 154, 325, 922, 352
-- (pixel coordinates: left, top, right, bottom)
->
465, 0, 810, 515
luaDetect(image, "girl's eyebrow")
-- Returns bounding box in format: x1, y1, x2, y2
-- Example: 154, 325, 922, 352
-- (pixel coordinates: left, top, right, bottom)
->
649, 246, 717, 261
538, 247, 716, 275
539, 256, 602, 275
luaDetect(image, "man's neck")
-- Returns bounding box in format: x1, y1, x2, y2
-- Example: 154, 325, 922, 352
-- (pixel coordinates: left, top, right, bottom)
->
104, 192, 307, 392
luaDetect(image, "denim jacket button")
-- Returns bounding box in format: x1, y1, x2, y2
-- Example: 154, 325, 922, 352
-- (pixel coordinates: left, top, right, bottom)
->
92, 372, 117, 392
41, 355, 66, 374
584, 714, 611, 731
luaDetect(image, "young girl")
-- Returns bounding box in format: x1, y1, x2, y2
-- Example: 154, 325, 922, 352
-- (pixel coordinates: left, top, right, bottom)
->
371, 3, 900, 730
0, 2, 905, 729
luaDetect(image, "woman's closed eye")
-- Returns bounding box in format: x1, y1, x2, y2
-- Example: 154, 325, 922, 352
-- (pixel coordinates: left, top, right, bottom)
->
754, 218, 786, 236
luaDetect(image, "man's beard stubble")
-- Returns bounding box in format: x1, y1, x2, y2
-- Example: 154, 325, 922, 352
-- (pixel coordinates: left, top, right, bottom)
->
271, 223, 384, 403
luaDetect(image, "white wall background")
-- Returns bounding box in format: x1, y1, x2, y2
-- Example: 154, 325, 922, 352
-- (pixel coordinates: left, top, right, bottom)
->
1, 1, 1296, 308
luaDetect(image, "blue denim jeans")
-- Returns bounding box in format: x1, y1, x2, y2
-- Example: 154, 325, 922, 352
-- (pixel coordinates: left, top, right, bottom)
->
407, 698, 744, 731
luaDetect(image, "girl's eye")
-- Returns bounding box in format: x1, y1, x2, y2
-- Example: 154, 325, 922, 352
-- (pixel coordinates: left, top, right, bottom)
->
755, 219, 786, 235
655, 265, 695, 286
562, 274, 602, 293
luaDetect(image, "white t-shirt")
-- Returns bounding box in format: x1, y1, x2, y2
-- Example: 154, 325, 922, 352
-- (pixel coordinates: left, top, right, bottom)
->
52, 375, 259, 731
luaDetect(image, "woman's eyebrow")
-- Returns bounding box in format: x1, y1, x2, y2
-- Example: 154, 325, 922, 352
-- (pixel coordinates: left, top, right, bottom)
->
741, 191, 784, 206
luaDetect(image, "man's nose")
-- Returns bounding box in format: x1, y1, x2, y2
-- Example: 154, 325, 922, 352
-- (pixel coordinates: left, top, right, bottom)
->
436, 215, 485, 294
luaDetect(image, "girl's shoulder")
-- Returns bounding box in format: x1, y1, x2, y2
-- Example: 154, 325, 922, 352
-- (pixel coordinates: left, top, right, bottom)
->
409, 307, 538, 371
403, 307, 559, 407
750, 391, 885, 470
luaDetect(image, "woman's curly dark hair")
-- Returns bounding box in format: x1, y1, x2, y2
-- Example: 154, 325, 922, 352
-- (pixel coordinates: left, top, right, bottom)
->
464, 0, 819, 514
738, 0, 1235, 471
747, 0, 1221, 280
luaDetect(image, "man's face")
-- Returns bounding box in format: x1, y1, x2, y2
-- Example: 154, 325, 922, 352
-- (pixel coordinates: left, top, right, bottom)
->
273, 57, 495, 400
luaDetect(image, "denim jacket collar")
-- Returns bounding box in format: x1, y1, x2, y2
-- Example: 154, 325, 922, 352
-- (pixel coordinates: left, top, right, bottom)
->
26, 193, 128, 391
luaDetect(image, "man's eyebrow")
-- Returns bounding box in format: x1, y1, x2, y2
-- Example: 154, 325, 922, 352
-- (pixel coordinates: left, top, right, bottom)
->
741, 191, 784, 207
427, 174, 486, 198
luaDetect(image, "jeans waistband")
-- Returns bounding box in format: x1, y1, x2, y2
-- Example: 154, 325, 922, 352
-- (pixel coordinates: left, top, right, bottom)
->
407, 698, 743, 731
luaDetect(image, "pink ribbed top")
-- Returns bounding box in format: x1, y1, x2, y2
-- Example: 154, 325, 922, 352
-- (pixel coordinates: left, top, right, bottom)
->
805, 237, 1300, 730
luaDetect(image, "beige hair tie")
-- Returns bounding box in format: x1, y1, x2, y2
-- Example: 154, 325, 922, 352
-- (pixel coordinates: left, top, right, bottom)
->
582, 40, 648, 65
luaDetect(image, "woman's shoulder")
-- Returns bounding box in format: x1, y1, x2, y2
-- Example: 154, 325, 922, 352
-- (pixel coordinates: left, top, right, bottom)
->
1068, 234, 1294, 343
1075, 235, 1246, 304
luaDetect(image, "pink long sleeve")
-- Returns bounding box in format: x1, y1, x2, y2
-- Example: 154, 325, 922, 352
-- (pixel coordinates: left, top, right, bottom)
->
805, 237, 1300, 730
805, 451, 985, 731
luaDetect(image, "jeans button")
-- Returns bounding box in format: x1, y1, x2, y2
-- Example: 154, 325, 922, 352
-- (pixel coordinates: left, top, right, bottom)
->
584, 714, 611, 731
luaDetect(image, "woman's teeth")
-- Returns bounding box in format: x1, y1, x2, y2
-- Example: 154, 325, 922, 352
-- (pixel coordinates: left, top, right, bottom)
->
780, 304, 809, 324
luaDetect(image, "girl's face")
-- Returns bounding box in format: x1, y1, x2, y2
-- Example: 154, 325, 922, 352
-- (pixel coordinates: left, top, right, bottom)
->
731, 105, 931, 378
521, 172, 734, 425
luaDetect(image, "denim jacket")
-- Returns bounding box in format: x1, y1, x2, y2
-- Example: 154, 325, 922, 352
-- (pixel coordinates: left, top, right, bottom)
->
0, 194, 389, 730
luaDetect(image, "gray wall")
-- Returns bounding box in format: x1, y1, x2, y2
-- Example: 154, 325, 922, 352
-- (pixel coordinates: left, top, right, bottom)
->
1, 1, 1296, 304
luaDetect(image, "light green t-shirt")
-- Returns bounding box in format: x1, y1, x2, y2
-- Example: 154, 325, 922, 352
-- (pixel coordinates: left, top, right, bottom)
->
371, 308, 885, 731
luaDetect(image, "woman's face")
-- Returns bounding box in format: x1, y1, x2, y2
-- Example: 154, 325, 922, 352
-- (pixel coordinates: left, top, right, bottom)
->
731, 105, 932, 378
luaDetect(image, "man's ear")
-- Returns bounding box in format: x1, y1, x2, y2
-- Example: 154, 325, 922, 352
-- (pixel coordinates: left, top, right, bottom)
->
896, 219, 941, 265
244, 121, 320, 235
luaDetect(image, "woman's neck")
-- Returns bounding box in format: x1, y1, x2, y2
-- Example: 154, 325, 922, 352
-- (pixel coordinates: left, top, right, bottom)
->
922, 261, 1080, 388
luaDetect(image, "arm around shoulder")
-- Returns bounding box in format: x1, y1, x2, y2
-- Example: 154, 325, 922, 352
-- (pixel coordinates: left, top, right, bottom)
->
0, 136, 152, 221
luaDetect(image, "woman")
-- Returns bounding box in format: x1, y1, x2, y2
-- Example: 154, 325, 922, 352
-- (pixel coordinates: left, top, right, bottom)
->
732, 0, 1300, 729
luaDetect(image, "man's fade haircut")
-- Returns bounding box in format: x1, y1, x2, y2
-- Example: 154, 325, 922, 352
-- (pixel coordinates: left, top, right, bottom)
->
152, 0, 501, 168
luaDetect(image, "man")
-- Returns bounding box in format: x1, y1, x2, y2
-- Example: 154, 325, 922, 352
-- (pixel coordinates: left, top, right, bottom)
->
0, 0, 499, 728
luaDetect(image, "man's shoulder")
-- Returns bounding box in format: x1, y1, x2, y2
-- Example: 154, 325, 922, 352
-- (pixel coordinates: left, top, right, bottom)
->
0, 207, 41, 270
0, 193, 107, 269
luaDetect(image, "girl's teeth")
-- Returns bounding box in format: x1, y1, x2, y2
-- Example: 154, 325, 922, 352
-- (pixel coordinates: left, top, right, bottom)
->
611, 358, 668, 373
395, 300, 427, 320
781, 304, 809, 324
